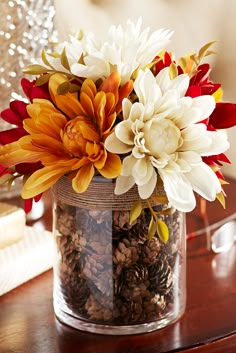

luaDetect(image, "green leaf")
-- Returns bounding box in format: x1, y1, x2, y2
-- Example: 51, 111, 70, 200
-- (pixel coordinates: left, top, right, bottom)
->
57, 81, 70, 95
130, 199, 142, 224
35, 73, 52, 86
148, 216, 157, 240
22, 64, 49, 75
156, 219, 169, 244
60, 47, 71, 71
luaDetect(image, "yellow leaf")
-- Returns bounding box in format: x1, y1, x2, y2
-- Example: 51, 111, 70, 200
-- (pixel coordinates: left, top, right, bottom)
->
169, 62, 178, 79
22, 64, 49, 75
198, 40, 217, 61
219, 178, 229, 185
212, 87, 223, 102
156, 219, 169, 244
130, 199, 142, 224
35, 73, 52, 86
148, 217, 157, 240
41, 49, 54, 69
60, 47, 71, 71
57, 81, 70, 95
216, 192, 226, 209
69, 83, 81, 93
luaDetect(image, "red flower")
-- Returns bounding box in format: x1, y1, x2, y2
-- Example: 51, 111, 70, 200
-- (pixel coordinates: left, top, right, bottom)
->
153, 52, 174, 75
21, 77, 51, 102
185, 64, 220, 98
0, 78, 49, 212
209, 102, 236, 129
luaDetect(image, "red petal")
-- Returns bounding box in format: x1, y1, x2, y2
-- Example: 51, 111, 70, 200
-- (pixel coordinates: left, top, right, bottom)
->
24, 198, 33, 213
15, 161, 43, 175
10, 100, 29, 119
0, 127, 27, 145
21, 78, 50, 101
0, 165, 12, 176
185, 86, 201, 98
190, 64, 211, 86
1, 107, 22, 126
209, 102, 236, 129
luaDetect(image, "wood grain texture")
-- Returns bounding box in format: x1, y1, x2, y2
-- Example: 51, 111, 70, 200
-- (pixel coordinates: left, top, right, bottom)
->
1, 180, 236, 353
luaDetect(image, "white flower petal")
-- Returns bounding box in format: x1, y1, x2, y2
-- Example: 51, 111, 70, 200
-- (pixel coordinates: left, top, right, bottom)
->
134, 69, 161, 105
133, 158, 154, 185
177, 151, 202, 167
114, 175, 135, 195
121, 155, 137, 176
200, 130, 229, 156
169, 74, 189, 97
122, 99, 133, 120
185, 163, 221, 201
105, 133, 132, 154
159, 169, 196, 212
115, 120, 134, 145
192, 95, 216, 120
138, 169, 157, 199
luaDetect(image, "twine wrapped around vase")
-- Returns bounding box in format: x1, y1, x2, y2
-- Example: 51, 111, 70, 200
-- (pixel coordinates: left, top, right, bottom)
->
52, 176, 165, 211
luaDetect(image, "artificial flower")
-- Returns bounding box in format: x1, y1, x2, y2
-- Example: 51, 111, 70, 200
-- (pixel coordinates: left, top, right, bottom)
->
0, 71, 132, 199
1, 18, 236, 214
105, 68, 229, 212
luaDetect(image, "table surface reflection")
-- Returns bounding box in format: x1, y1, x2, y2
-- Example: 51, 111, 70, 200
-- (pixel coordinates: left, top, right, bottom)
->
1, 179, 236, 353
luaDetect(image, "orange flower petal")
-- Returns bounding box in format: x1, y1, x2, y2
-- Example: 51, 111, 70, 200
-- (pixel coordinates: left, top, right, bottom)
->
0, 141, 41, 167
81, 79, 97, 100
21, 164, 70, 199
49, 73, 85, 118
80, 91, 94, 117
26, 100, 67, 138
99, 152, 122, 178
116, 80, 133, 113
72, 163, 95, 193
100, 71, 120, 97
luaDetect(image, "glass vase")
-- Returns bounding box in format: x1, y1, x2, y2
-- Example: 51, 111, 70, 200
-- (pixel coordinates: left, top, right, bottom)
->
52, 176, 186, 335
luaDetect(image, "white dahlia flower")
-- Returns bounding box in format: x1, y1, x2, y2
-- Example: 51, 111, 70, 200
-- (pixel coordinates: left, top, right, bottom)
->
105, 68, 229, 212
71, 18, 173, 84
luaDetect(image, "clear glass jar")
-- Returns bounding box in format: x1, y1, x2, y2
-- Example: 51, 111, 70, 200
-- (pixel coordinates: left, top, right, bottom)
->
52, 176, 186, 335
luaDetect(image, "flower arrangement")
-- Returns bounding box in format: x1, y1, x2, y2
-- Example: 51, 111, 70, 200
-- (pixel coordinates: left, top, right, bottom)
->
1, 18, 236, 228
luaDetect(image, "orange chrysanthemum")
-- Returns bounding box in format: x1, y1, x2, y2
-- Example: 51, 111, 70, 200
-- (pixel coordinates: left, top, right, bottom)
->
0, 72, 133, 199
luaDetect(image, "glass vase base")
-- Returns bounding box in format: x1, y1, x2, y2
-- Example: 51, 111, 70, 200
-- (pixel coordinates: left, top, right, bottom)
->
54, 304, 184, 335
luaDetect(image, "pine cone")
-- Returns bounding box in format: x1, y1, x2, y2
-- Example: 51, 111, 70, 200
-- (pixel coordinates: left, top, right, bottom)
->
55, 203, 76, 236
148, 255, 173, 295
62, 277, 90, 316
85, 294, 113, 322
113, 237, 140, 268
124, 263, 149, 288
113, 209, 149, 244
142, 237, 162, 265
142, 293, 167, 320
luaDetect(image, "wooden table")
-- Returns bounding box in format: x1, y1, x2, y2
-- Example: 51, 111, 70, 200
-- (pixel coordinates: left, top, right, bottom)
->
1, 179, 236, 353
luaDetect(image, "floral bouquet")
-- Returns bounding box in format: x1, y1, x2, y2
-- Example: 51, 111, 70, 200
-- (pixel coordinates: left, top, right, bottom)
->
2, 18, 236, 332
0, 18, 236, 217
